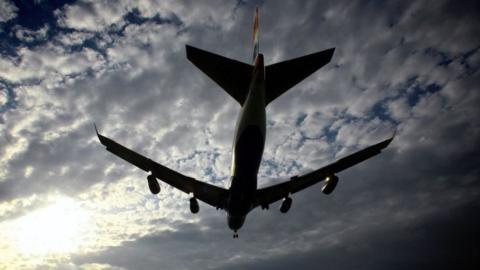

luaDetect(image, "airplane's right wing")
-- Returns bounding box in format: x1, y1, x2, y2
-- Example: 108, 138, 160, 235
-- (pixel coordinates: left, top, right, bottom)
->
95, 126, 228, 209
254, 134, 395, 208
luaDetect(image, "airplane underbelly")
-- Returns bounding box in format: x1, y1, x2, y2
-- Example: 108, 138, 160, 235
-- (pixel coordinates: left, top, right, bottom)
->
233, 125, 264, 184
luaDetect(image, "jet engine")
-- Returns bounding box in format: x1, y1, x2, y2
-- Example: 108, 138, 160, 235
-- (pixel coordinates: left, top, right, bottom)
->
321, 175, 339, 195
190, 197, 199, 214
280, 197, 292, 213
147, 174, 160, 194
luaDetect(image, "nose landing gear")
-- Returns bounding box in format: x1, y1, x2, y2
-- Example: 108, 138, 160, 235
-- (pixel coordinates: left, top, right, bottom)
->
233, 230, 239, 238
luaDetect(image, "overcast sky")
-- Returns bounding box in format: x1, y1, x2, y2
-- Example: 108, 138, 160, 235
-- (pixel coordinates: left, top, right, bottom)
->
0, 0, 479, 269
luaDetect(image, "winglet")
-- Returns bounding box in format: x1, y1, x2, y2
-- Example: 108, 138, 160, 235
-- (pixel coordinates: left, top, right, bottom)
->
94, 122, 106, 145
381, 128, 397, 149
391, 128, 397, 140
94, 122, 99, 135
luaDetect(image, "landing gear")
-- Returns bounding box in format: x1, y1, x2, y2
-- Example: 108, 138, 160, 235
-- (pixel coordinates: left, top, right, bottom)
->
233, 230, 239, 238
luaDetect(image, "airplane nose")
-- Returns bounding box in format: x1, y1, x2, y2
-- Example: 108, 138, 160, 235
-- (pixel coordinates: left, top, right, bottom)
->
227, 214, 245, 231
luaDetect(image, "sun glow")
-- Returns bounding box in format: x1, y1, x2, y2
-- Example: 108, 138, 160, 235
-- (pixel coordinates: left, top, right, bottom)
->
12, 196, 91, 255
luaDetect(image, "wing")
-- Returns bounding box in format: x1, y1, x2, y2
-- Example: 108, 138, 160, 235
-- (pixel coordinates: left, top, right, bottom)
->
255, 134, 395, 207
95, 125, 228, 209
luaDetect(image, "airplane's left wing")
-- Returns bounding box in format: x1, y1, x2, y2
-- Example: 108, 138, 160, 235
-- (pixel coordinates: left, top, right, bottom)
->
95, 125, 228, 209
254, 134, 395, 208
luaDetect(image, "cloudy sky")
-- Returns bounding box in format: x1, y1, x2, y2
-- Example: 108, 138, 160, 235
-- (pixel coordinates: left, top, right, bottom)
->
0, 0, 479, 269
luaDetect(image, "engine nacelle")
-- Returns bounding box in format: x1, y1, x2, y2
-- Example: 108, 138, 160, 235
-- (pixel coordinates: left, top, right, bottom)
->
147, 174, 160, 194
280, 197, 292, 213
189, 197, 199, 214
321, 175, 339, 195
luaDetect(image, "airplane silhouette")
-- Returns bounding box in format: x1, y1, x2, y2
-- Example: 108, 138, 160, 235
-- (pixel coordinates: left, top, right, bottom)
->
96, 7, 394, 238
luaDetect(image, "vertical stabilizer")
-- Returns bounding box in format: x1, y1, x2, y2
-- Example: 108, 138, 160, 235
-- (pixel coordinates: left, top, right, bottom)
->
252, 6, 259, 63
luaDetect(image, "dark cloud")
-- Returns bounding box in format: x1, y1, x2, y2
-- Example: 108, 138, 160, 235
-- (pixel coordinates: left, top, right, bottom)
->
210, 202, 480, 270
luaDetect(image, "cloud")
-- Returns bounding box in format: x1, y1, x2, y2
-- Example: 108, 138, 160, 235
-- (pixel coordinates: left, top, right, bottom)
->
55, 0, 238, 32
56, 0, 125, 31
13, 24, 49, 43
0, 87, 7, 107
0, 0, 17, 23
0, 0, 479, 269
209, 202, 480, 270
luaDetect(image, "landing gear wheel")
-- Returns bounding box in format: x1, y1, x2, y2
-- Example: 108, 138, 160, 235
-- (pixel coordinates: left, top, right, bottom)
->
233, 230, 239, 238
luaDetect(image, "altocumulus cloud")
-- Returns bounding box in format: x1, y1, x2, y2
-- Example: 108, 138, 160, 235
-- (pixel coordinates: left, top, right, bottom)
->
0, 0, 479, 269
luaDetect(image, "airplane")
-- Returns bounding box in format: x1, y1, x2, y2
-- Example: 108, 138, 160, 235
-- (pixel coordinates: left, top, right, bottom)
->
95, 7, 394, 238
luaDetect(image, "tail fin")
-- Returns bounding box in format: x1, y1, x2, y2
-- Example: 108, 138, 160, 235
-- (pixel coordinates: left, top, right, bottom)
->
252, 6, 259, 63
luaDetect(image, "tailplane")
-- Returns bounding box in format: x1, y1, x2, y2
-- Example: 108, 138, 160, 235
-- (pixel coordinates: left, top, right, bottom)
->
265, 48, 335, 105
186, 7, 335, 107
186, 45, 252, 105
185, 8, 261, 106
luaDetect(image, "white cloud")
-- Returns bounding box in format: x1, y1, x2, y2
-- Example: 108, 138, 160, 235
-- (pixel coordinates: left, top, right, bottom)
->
0, 0, 17, 22
79, 263, 128, 270
0, 88, 7, 107
56, 0, 129, 31
55, 31, 95, 46
23, 166, 33, 178
0, 44, 106, 83
14, 25, 49, 43
56, 0, 239, 33
386, 97, 411, 121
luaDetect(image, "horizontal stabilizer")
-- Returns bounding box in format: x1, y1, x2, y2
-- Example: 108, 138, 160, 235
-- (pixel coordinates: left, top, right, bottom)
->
265, 48, 335, 105
186, 45, 253, 105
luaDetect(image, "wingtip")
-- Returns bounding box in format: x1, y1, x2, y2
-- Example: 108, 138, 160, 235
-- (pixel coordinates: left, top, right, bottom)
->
93, 123, 104, 144
325, 47, 335, 61
93, 122, 99, 135
383, 128, 397, 148
185, 44, 195, 60
391, 128, 397, 140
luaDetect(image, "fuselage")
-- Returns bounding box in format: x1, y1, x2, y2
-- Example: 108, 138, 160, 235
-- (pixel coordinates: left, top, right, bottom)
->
227, 54, 266, 232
